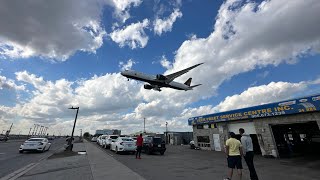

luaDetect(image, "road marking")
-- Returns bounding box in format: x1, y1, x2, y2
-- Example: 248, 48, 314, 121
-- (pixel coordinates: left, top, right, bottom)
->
0, 142, 65, 180
0, 163, 39, 180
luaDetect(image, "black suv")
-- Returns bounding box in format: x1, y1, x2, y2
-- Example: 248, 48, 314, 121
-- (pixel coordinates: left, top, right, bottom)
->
143, 136, 166, 155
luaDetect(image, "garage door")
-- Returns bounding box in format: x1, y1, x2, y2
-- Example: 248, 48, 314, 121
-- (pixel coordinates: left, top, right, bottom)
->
228, 122, 257, 134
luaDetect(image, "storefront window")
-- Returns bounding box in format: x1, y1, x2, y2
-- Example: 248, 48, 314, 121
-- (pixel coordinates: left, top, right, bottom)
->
197, 136, 210, 143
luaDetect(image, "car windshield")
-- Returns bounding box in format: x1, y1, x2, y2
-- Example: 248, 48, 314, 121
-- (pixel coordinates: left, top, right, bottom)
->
110, 136, 118, 139
153, 138, 162, 143
122, 138, 133, 141
27, 139, 43, 142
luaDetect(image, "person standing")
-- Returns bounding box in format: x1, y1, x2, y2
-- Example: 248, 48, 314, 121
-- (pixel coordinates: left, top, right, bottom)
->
136, 134, 143, 159
239, 128, 259, 180
224, 132, 243, 180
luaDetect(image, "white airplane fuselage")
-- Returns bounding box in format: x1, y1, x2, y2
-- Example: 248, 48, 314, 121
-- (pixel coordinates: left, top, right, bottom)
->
121, 70, 192, 91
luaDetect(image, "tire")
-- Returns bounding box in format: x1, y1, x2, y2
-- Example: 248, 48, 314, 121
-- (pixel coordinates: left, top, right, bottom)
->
19, 150, 23, 153
160, 151, 164, 155
115, 147, 119, 154
146, 147, 152, 155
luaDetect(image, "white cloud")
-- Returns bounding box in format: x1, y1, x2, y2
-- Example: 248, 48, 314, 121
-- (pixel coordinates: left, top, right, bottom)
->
119, 59, 136, 71
109, 0, 143, 23
0, 0, 109, 61
0, 75, 25, 91
153, 9, 182, 36
109, 19, 150, 49
0, 0, 144, 61
164, 0, 320, 102
213, 81, 309, 112
160, 55, 173, 69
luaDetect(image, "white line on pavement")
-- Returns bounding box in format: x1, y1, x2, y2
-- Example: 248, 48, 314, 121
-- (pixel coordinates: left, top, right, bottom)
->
0, 163, 39, 180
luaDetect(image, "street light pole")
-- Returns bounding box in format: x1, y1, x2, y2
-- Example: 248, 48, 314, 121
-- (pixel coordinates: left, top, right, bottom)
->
28, 128, 32, 137
67, 106, 79, 151
165, 122, 168, 144
143, 118, 146, 134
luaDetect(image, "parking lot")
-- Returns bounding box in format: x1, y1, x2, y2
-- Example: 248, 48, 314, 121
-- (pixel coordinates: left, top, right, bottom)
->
93, 142, 320, 180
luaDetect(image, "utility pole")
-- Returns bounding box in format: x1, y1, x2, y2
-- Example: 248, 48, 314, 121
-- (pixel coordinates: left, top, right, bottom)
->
165, 122, 168, 144
4, 123, 13, 141
38, 126, 43, 136
31, 124, 36, 136
67, 106, 79, 151
143, 118, 146, 134
45, 127, 49, 136
34, 124, 39, 136
28, 128, 32, 137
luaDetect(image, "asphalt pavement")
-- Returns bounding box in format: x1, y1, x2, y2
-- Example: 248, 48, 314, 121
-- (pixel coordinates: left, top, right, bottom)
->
2, 139, 320, 180
0, 138, 66, 178
95, 143, 320, 180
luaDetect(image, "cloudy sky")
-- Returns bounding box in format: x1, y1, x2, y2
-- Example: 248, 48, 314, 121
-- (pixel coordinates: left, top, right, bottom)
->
1, 0, 320, 136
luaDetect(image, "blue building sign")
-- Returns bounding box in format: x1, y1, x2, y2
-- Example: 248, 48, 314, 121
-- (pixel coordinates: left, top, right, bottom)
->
188, 94, 320, 125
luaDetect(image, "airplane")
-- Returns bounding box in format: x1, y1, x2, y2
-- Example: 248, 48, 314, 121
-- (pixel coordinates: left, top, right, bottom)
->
120, 63, 203, 91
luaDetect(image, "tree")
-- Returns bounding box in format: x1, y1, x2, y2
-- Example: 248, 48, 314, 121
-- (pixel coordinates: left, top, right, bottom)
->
83, 132, 90, 138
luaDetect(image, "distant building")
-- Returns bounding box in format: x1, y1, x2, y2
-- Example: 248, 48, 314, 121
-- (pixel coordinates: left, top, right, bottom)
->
95, 129, 121, 135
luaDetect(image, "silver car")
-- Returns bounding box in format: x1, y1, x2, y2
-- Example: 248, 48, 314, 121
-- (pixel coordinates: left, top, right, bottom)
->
19, 138, 51, 153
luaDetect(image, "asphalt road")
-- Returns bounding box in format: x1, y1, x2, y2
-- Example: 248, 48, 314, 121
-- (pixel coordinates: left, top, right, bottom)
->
0, 138, 66, 178
92, 142, 320, 180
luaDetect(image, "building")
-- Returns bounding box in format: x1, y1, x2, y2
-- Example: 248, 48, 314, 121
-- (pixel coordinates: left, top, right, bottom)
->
95, 129, 121, 135
166, 132, 193, 145
188, 94, 320, 158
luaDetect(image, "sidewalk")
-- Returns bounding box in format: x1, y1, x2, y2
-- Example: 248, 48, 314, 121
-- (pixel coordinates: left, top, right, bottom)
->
16, 141, 145, 180
85, 141, 145, 180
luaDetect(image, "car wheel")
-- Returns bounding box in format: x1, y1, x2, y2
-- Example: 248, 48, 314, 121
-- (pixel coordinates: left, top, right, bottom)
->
115, 147, 119, 154
146, 147, 152, 155
19, 150, 23, 153
160, 151, 164, 155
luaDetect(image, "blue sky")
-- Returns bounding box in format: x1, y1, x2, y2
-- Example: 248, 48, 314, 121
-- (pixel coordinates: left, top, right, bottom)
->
0, 0, 320, 135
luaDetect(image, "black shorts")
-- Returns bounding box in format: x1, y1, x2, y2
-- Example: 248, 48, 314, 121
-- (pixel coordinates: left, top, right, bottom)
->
227, 155, 243, 169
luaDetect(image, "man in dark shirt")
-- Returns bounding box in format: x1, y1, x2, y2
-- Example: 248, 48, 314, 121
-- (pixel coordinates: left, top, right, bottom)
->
136, 134, 143, 159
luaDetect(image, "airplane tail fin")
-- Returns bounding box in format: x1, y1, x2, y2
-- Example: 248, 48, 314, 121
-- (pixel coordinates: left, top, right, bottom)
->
184, 78, 192, 86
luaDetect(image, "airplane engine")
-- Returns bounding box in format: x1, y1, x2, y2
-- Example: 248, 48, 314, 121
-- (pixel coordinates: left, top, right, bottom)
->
156, 74, 167, 80
144, 84, 153, 90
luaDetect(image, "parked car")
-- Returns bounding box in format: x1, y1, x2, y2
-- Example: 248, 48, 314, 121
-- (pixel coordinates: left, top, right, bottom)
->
91, 137, 97, 142
131, 136, 137, 143
110, 137, 136, 154
99, 135, 109, 146
143, 136, 166, 155
96, 136, 103, 145
19, 138, 51, 153
104, 135, 119, 149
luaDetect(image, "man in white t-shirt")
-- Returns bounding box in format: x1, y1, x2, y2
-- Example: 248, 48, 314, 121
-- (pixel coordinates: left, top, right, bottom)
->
239, 128, 259, 180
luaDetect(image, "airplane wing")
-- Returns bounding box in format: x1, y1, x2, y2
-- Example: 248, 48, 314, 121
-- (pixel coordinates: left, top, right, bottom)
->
164, 63, 203, 83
